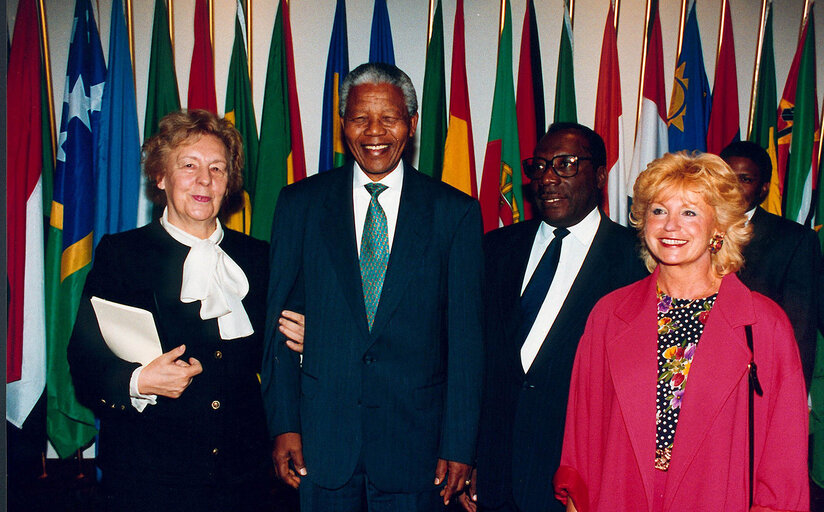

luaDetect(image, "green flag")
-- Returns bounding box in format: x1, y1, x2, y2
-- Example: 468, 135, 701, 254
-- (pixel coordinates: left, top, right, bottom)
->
418, 0, 447, 179
748, 2, 780, 216
553, 0, 577, 123
224, 0, 259, 235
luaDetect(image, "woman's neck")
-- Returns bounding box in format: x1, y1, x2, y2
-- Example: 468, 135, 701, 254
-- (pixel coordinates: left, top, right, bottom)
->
657, 266, 722, 299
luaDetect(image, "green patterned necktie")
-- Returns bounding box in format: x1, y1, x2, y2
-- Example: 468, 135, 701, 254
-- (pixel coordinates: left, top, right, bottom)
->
360, 183, 389, 330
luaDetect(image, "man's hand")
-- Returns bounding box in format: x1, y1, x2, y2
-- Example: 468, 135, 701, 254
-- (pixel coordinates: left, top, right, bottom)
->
279, 310, 305, 354
273, 432, 306, 489
138, 345, 203, 398
457, 467, 477, 512
434, 459, 472, 506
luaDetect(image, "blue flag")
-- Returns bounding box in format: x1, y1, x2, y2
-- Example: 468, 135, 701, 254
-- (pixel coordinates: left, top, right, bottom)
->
666, 0, 712, 152
319, 0, 350, 173
369, 0, 395, 65
96, 0, 141, 246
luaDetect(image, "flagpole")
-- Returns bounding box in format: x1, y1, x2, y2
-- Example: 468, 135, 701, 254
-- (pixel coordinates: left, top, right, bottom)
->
676, 0, 687, 59
802, 0, 813, 34
427, 0, 435, 44
245, 0, 252, 90
499, 0, 505, 35
168, 0, 175, 51
715, 0, 727, 66
568, 0, 575, 30
126, 0, 136, 90
747, 0, 769, 139
614, 0, 620, 33
37, 0, 56, 166
209, 0, 214, 56
634, 0, 653, 140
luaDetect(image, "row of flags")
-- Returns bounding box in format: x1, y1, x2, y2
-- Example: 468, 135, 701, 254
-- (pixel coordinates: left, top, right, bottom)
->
8, 0, 824, 459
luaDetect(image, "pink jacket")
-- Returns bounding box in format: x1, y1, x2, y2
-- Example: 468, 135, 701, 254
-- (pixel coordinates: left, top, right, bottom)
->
554, 271, 809, 512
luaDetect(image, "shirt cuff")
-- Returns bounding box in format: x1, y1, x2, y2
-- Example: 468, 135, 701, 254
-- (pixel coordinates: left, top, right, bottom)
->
129, 366, 157, 412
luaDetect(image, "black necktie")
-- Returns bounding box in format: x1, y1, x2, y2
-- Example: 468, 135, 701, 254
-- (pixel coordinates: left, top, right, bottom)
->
519, 227, 570, 342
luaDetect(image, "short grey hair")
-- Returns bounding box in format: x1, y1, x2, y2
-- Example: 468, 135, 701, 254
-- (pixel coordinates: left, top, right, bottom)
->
339, 63, 418, 118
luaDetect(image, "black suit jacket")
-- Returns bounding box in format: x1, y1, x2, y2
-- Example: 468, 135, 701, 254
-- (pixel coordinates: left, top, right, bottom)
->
737, 207, 823, 387
475, 212, 647, 512
260, 164, 484, 493
68, 221, 270, 487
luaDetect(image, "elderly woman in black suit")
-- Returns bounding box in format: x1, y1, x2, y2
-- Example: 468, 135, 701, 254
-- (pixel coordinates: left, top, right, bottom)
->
69, 110, 281, 511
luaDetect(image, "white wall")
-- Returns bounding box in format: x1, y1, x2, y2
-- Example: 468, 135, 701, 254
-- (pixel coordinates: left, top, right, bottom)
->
8, 0, 824, 188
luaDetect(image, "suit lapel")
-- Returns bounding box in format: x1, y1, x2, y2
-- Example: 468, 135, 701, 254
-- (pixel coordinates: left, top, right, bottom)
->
367, 168, 430, 344
320, 164, 371, 339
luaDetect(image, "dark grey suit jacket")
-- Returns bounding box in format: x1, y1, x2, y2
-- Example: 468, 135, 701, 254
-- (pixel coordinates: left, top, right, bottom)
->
476, 212, 647, 512
261, 163, 484, 493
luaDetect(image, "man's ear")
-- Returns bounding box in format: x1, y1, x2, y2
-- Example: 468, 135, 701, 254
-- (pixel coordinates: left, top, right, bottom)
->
595, 165, 607, 190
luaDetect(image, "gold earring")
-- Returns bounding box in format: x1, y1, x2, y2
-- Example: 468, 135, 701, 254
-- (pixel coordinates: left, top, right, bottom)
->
708, 233, 724, 254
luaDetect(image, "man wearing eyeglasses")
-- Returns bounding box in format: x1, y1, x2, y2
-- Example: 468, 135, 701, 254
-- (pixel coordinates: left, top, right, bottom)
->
463, 123, 647, 512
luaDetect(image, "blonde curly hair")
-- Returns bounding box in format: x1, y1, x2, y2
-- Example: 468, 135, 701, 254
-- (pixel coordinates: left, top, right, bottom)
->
629, 152, 751, 276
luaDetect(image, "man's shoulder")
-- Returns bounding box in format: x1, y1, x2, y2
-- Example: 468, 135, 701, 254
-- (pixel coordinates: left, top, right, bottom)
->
753, 208, 814, 238
281, 166, 350, 200
407, 167, 477, 206
483, 220, 540, 252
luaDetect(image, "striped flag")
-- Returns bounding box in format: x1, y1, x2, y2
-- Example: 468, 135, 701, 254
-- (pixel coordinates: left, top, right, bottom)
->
419, 0, 447, 179
95, 0, 141, 246
142, 0, 180, 225
667, 0, 712, 153
224, 0, 259, 235
253, 0, 307, 242
748, 0, 780, 215
479, 0, 522, 233
779, 8, 819, 225
187, 0, 217, 113
553, 0, 577, 123
515, 0, 544, 221
45, 0, 105, 457
7, 0, 47, 427
628, 0, 667, 205
706, 0, 739, 155
318, 0, 349, 173
441, 0, 477, 197
369, 0, 395, 65
594, 0, 626, 225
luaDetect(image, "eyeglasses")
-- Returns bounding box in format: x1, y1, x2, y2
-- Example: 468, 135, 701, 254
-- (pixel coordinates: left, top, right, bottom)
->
522, 155, 594, 179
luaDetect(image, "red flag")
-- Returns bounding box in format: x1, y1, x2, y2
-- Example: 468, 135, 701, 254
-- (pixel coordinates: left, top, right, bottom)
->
706, 0, 739, 154
187, 0, 217, 113
515, 0, 544, 221
283, 0, 306, 182
594, 1, 626, 224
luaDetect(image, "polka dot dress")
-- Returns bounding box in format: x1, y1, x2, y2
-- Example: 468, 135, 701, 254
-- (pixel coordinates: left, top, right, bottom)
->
654, 288, 717, 471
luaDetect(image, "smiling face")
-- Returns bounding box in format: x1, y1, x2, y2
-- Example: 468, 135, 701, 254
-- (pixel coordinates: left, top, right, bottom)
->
644, 188, 719, 274
158, 134, 229, 238
530, 130, 606, 228
341, 82, 418, 181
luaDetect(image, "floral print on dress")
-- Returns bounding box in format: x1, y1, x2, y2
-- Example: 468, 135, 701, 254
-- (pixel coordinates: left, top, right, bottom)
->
654, 287, 717, 471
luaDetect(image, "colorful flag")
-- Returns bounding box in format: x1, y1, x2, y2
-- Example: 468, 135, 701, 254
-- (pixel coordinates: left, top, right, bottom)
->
667, 0, 712, 152
706, 0, 739, 155
253, 0, 307, 242
748, 1, 780, 215
628, 0, 668, 206
779, 8, 818, 225
369, 0, 395, 65
318, 0, 349, 173
515, 0, 544, 221
187, 0, 217, 113
479, 0, 522, 233
224, 0, 259, 235
45, 0, 105, 457
142, 0, 180, 225
7, 0, 47, 427
95, 0, 141, 246
418, 0, 447, 179
553, 0, 577, 123
441, 0, 477, 197
594, 0, 626, 225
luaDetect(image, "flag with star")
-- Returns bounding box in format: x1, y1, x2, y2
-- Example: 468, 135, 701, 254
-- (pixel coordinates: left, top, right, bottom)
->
369, 0, 395, 65
667, 0, 712, 152
553, 0, 576, 123
318, 0, 349, 173
479, 0, 522, 233
7, 0, 47, 428
44, 0, 105, 457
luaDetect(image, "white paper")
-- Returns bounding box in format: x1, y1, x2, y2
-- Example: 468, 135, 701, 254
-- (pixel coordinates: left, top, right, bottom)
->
90, 296, 163, 365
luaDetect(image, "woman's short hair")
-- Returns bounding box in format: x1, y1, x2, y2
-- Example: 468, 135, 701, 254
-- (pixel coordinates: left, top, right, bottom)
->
629, 152, 751, 276
142, 109, 244, 206
339, 62, 418, 118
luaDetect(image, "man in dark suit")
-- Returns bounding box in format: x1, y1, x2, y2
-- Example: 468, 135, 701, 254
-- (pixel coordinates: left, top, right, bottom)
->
261, 63, 484, 511
463, 123, 647, 512
720, 140, 822, 387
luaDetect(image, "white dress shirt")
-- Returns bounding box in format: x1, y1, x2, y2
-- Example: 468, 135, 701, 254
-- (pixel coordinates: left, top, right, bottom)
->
519, 208, 601, 371
353, 161, 404, 252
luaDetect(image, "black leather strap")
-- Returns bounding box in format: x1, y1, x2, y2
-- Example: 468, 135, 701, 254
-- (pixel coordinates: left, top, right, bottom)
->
746, 324, 763, 508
